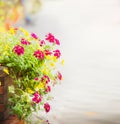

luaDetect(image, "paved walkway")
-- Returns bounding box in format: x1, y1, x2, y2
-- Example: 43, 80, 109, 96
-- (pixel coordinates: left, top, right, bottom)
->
23, 0, 120, 123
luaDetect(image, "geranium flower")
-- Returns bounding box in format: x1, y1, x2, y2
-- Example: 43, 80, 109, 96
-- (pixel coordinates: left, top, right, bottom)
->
45, 33, 60, 45
44, 103, 50, 113
45, 33, 54, 43
40, 40, 45, 46
32, 92, 42, 104
21, 38, 31, 45
34, 77, 39, 81
31, 33, 38, 39
33, 50, 44, 60
58, 72, 62, 80
34, 92, 39, 97
45, 86, 51, 93
53, 49, 61, 58
13, 45, 24, 56
44, 50, 52, 56
41, 75, 50, 84
55, 38, 60, 45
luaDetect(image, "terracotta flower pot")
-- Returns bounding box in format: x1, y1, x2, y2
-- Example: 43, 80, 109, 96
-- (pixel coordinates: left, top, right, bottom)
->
8, 115, 19, 124
17, 120, 25, 124
9, 115, 26, 124
0, 115, 26, 124
0, 115, 17, 124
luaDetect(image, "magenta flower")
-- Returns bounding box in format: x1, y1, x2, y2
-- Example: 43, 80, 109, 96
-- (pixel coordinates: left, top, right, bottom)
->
34, 77, 39, 81
45, 86, 51, 93
34, 92, 39, 97
33, 50, 44, 60
45, 33, 60, 45
44, 103, 50, 113
53, 49, 61, 58
13, 45, 24, 56
21, 38, 30, 45
41, 75, 50, 84
32, 92, 42, 104
55, 38, 60, 45
45, 33, 55, 43
40, 40, 45, 47
31, 33, 38, 39
44, 50, 52, 56
58, 72, 62, 80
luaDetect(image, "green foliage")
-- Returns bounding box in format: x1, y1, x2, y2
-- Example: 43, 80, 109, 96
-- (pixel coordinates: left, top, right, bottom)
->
0, 27, 63, 121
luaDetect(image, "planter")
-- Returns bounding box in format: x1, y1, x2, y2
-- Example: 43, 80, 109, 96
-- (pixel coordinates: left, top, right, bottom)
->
0, 66, 10, 121
17, 120, 25, 124
0, 28, 63, 124
0, 66, 26, 123
0, 109, 9, 121
0, 115, 26, 124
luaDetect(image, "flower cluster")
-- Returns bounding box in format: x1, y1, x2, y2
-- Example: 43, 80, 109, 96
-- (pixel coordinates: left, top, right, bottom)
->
44, 103, 50, 113
21, 38, 31, 45
33, 50, 44, 60
32, 92, 42, 104
46, 33, 60, 45
13, 45, 24, 56
0, 27, 64, 121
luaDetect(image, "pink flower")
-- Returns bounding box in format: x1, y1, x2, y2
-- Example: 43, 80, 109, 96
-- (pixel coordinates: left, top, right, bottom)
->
58, 72, 62, 80
13, 45, 24, 56
55, 38, 60, 45
45, 33, 55, 43
21, 38, 30, 45
32, 92, 42, 104
34, 92, 39, 97
36, 98, 42, 103
45, 86, 51, 93
40, 40, 45, 47
45, 33, 60, 45
44, 50, 52, 56
31, 33, 38, 39
41, 75, 50, 84
34, 77, 39, 81
33, 50, 44, 60
44, 103, 50, 113
53, 49, 61, 58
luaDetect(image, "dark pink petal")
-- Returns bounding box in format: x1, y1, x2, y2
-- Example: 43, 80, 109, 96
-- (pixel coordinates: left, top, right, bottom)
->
58, 72, 62, 80
41, 75, 50, 84
45, 33, 55, 43
21, 38, 31, 45
34, 77, 39, 81
44, 103, 50, 113
45, 86, 51, 93
53, 49, 61, 58
13, 45, 24, 56
55, 38, 60, 45
33, 50, 44, 60
44, 50, 52, 56
40, 40, 45, 46
31, 33, 38, 39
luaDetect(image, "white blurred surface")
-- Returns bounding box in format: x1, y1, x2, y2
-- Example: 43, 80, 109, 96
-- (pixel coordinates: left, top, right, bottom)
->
23, 0, 120, 123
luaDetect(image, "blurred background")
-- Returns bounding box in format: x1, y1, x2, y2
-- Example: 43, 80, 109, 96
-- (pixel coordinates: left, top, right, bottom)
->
1, 0, 120, 124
